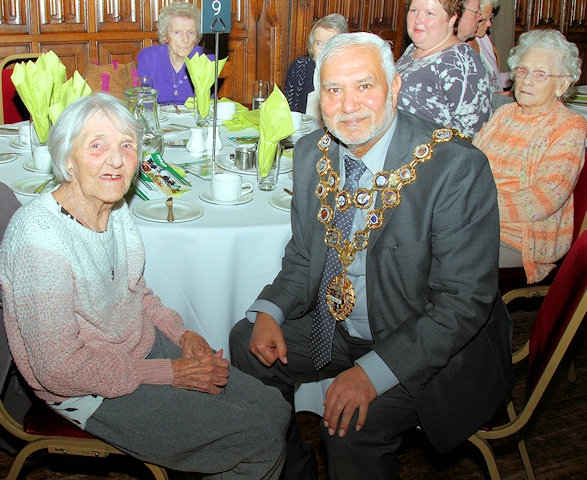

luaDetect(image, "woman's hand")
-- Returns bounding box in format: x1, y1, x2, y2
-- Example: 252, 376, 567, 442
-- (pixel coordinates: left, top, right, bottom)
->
180, 330, 214, 358
171, 351, 229, 394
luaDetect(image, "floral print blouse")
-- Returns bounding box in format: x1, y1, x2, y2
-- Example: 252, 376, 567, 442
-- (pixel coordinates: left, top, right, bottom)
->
396, 43, 492, 138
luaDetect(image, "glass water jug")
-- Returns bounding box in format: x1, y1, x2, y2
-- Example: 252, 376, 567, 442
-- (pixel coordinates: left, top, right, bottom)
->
125, 87, 164, 157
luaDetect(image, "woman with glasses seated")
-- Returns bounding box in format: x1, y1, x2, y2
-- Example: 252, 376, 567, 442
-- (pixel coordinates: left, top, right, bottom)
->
473, 29, 587, 283
396, 0, 491, 138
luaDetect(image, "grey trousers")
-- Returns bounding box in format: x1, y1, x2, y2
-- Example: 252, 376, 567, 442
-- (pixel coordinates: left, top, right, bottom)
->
230, 317, 420, 480
86, 330, 290, 480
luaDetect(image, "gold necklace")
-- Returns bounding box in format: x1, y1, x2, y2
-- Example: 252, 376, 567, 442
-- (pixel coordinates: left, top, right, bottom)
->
315, 127, 463, 321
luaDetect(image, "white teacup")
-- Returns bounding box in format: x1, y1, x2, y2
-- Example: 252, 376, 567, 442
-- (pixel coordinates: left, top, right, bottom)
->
18, 125, 30, 147
216, 102, 237, 121
291, 111, 303, 131
32, 145, 52, 173
210, 173, 253, 202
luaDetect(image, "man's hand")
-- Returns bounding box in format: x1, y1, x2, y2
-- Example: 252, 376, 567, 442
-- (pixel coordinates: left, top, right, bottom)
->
322, 365, 377, 437
248, 312, 288, 367
172, 350, 229, 394
180, 331, 214, 358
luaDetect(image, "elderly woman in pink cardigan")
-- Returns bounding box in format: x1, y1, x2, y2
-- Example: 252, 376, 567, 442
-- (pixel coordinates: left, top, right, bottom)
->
474, 30, 586, 283
0, 94, 289, 478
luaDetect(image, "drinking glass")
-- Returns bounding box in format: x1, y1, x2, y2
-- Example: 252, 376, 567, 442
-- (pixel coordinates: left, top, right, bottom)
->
257, 142, 282, 191
252, 80, 269, 109
137, 75, 153, 88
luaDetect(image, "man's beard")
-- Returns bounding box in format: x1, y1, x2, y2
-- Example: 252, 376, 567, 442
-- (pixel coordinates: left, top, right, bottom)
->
325, 93, 395, 153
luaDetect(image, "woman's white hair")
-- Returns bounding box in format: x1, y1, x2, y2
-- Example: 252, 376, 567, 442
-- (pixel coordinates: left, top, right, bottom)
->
157, 2, 202, 44
507, 29, 581, 97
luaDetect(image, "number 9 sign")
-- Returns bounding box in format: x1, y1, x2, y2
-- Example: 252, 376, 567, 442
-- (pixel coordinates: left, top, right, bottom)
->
201, 0, 232, 34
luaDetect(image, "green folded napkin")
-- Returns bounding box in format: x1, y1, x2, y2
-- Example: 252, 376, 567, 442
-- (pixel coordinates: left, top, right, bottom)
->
11, 51, 91, 143
11, 51, 66, 143
49, 71, 92, 124
222, 109, 260, 131
257, 85, 295, 177
184, 53, 227, 119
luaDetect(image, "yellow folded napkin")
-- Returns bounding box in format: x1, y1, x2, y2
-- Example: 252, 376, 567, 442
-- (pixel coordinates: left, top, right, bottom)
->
49, 71, 92, 124
184, 53, 227, 119
11, 51, 66, 143
222, 109, 260, 131
257, 86, 295, 177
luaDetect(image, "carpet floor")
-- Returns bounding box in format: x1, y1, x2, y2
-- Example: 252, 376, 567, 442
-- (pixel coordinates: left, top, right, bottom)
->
1, 307, 586, 479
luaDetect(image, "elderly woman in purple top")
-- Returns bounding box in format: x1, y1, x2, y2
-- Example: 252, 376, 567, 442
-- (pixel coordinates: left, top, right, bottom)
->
138, 2, 214, 104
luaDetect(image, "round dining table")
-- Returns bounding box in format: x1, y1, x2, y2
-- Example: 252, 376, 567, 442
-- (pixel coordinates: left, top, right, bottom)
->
0, 113, 331, 414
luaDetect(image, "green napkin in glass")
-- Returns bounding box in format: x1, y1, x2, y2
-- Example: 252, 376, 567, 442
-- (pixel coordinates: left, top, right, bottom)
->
257, 85, 295, 177
184, 53, 227, 119
49, 71, 92, 124
11, 51, 66, 143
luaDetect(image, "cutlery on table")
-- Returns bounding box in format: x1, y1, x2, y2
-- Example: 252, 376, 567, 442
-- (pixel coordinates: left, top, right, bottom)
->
173, 103, 181, 115
34, 176, 53, 194
284, 188, 293, 196
166, 197, 174, 222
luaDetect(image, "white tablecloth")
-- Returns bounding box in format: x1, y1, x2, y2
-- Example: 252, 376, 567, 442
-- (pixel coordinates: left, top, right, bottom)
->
0, 118, 328, 414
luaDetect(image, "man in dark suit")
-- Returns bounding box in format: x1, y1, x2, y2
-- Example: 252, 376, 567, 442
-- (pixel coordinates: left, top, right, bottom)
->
230, 32, 513, 480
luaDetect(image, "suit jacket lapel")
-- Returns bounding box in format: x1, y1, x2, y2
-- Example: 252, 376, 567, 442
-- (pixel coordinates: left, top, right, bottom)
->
368, 111, 417, 251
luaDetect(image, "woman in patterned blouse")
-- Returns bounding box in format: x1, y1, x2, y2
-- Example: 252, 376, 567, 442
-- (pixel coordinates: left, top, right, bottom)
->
396, 0, 492, 138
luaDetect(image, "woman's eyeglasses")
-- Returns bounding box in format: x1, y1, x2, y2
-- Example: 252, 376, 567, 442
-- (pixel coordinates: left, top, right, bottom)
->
513, 67, 570, 83
463, 7, 482, 17
480, 13, 495, 22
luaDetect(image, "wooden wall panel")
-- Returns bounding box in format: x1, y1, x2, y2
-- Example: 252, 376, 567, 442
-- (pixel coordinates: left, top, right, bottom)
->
0, 0, 28, 33
38, 0, 86, 33
40, 42, 88, 75
96, 42, 144, 65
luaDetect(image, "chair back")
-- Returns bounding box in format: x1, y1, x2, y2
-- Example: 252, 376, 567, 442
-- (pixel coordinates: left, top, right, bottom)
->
0, 53, 41, 124
573, 161, 587, 242
0, 183, 168, 480
528, 230, 587, 389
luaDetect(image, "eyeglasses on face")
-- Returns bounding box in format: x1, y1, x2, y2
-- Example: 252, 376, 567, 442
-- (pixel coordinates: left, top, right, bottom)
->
480, 13, 495, 22
463, 7, 482, 17
513, 67, 570, 83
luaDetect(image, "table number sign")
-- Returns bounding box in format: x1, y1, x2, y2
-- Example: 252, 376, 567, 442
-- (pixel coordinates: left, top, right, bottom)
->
201, 0, 231, 34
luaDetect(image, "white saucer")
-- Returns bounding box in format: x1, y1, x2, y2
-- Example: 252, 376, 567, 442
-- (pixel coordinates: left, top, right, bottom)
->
23, 160, 52, 174
295, 125, 311, 134
160, 104, 192, 115
302, 114, 314, 124
199, 191, 253, 206
9, 138, 29, 150
11, 177, 57, 196
0, 152, 19, 164
217, 154, 293, 176
132, 198, 203, 223
159, 113, 169, 122
269, 191, 292, 211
